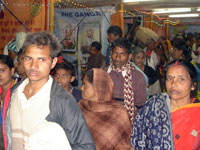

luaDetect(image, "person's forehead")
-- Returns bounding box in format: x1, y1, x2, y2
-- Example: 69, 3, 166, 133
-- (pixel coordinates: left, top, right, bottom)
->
135, 52, 145, 57
167, 65, 189, 76
90, 46, 97, 50
26, 44, 50, 50
24, 45, 51, 56
0, 62, 9, 69
56, 68, 70, 74
108, 33, 115, 36
113, 46, 128, 52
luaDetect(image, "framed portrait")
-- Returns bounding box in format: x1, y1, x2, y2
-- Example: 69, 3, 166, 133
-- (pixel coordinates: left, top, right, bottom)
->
60, 23, 78, 52
79, 22, 101, 53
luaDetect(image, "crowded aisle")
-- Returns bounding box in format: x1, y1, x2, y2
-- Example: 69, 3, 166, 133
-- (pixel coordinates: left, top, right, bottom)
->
0, 0, 200, 150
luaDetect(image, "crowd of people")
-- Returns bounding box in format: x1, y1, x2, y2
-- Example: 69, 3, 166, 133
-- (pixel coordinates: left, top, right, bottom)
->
0, 25, 199, 150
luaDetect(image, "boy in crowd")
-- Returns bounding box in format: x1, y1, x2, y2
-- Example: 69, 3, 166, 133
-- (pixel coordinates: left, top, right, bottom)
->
53, 60, 82, 102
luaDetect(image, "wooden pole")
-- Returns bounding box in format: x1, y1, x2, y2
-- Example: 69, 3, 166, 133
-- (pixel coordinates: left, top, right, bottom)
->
49, 0, 55, 33
110, 0, 124, 37
150, 14, 153, 29
165, 18, 169, 40
120, 0, 124, 37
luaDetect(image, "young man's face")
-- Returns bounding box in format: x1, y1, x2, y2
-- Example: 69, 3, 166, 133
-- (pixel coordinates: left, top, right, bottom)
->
107, 33, 119, 44
54, 68, 75, 91
23, 44, 57, 84
147, 40, 155, 50
111, 46, 132, 69
15, 54, 26, 77
89, 46, 98, 56
172, 47, 182, 59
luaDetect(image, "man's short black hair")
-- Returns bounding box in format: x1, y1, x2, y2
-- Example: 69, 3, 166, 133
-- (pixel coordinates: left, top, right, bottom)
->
54, 60, 75, 77
112, 38, 132, 54
17, 48, 23, 56
90, 41, 102, 51
107, 26, 122, 37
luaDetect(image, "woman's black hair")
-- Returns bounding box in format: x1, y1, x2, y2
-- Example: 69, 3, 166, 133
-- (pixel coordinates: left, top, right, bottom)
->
85, 69, 94, 85
164, 59, 198, 98
173, 39, 192, 61
0, 55, 14, 70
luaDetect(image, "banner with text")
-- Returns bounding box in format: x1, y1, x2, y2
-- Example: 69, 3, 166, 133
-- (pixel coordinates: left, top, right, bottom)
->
0, 0, 47, 53
54, 6, 115, 87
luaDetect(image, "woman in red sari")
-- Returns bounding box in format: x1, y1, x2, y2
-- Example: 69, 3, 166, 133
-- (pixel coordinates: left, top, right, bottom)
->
0, 55, 15, 150
131, 59, 200, 150
167, 60, 200, 149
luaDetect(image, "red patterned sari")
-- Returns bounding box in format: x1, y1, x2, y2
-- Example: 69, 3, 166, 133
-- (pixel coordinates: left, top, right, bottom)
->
172, 103, 200, 150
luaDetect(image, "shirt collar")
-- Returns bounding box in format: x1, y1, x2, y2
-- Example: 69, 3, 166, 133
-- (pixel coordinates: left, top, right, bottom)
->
18, 76, 53, 100
107, 65, 127, 77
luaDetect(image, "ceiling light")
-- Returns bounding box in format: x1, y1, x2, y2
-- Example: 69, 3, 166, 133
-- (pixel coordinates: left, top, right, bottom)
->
169, 14, 199, 18
123, 0, 156, 2
197, 8, 200, 12
153, 8, 191, 14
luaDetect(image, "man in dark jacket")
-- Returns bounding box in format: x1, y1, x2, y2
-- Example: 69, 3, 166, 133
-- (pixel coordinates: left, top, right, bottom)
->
5, 32, 95, 150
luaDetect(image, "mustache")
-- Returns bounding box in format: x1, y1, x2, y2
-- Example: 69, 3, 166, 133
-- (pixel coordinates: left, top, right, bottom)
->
28, 70, 40, 74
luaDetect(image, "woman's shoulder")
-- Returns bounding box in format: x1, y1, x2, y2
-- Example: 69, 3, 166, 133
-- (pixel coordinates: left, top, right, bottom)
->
144, 93, 169, 109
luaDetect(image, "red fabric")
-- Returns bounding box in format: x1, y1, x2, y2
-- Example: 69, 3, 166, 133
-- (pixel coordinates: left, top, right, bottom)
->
172, 103, 200, 150
57, 56, 64, 64
44, 0, 48, 31
146, 49, 152, 57
0, 81, 14, 150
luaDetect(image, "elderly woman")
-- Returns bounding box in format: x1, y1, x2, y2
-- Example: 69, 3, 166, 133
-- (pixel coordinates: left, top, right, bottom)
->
79, 68, 132, 150
132, 46, 161, 97
131, 59, 200, 150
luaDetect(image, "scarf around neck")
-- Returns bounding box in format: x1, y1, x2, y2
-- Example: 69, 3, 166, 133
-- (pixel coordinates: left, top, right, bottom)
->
108, 61, 135, 124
